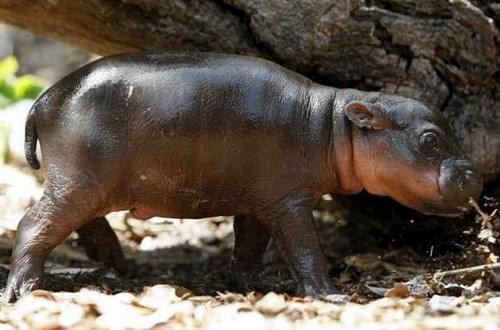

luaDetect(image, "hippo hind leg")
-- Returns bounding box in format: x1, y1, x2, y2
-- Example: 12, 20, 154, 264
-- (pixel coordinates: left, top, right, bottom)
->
231, 215, 270, 292
3, 184, 105, 302
77, 217, 127, 274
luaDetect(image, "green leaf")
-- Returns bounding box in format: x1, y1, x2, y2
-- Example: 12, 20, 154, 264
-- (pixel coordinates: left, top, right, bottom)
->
0, 123, 8, 164
0, 56, 19, 78
13, 75, 45, 100
0, 77, 15, 101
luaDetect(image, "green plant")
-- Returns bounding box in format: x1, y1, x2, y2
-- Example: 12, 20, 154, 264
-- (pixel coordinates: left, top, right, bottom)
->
0, 56, 46, 163
0, 123, 7, 164
0, 56, 46, 107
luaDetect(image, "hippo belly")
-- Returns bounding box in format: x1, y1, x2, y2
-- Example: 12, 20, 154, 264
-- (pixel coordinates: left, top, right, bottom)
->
81, 62, 319, 219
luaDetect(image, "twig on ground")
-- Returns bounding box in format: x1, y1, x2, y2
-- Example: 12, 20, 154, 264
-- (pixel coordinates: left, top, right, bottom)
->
433, 263, 500, 282
469, 198, 492, 228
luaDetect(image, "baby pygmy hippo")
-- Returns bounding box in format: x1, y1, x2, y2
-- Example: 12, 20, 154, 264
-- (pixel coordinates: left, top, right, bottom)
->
4, 52, 482, 302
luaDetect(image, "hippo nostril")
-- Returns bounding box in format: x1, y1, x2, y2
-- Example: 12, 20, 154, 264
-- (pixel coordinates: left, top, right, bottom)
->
439, 160, 483, 211
463, 170, 476, 182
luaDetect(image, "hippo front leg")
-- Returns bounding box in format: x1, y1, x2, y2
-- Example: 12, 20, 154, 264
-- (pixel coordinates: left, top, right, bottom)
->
77, 217, 127, 274
231, 215, 270, 292
257, 196, 345, 300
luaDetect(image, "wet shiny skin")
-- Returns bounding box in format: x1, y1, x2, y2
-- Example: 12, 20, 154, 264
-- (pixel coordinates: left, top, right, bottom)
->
5, 52, 482, 302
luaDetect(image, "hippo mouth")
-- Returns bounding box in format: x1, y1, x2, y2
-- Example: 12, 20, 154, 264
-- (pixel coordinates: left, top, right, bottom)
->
402, 168, 469, 218
420, 201, 468, 217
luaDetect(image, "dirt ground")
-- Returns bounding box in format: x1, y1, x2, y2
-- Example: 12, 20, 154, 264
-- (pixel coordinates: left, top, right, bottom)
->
0, 164, 499, 329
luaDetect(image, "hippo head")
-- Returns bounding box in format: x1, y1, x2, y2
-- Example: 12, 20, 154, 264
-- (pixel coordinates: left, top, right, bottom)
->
346, 94, 482, 217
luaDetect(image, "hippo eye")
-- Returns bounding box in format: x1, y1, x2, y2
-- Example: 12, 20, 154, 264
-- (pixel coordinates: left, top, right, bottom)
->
420, 131, 437, 146
419, 131, 440, 155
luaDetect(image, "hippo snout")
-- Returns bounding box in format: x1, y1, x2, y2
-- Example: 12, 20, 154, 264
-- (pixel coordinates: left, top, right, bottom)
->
438, 157, 483, 213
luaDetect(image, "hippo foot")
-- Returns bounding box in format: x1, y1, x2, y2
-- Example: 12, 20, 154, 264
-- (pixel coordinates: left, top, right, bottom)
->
81, 243, 128, 275
297, 283, 350, 303
77, 217, 128, 275
232, 271, 259, 293
231, 263, 265, 293
3, 268, 43, 303
319, 294, 352, 304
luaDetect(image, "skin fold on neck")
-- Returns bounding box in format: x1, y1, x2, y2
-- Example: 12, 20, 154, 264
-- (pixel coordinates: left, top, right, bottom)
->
309, 85, 365, 195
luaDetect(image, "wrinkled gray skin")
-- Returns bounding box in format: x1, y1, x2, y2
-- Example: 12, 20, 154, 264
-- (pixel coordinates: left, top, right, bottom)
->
4, 52, 482, 302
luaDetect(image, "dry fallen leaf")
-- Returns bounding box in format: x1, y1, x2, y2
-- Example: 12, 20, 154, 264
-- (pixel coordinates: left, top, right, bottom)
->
384, 283, 410, 298
365, 284, 389, 297
30, 290, 57, 301
405, 276, 433, 298
255, 292, 287, 315
427, 295, 466, 315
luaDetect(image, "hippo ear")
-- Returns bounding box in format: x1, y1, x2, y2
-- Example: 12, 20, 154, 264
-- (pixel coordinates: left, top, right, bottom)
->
345, 101, 391, 130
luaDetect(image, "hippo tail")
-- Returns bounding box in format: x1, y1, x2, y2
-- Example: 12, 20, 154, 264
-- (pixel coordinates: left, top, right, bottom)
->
25, 103, 40, 170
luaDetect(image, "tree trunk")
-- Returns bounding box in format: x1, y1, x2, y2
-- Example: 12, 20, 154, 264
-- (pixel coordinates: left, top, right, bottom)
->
0, 0, 498, 181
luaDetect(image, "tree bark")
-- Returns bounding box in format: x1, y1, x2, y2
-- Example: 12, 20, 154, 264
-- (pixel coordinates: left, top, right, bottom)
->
0, 0, 499, 181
